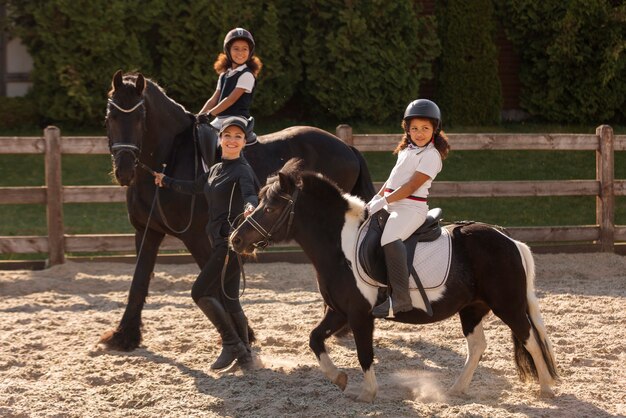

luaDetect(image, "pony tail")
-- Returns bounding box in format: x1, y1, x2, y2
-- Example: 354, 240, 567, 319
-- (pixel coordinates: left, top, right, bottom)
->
434, 130, 451, 160
394, 120, 411, 155
213, 53, 229, 74
393, 133, 411, 155
247, 56, 263, 77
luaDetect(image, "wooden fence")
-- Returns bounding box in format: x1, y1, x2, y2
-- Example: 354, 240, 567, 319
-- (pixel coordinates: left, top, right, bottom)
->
1, 125, 625, 267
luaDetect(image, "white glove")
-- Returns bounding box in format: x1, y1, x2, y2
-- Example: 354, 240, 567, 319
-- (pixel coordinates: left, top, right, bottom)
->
367, 195, 387, 214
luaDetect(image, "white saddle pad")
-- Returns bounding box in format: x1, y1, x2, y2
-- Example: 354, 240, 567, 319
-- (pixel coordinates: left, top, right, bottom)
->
355, 222, 452, 290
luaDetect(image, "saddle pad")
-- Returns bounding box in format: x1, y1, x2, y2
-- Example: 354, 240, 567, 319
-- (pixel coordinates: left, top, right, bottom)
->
354, 222, 452, 290
412, 227, 452, 289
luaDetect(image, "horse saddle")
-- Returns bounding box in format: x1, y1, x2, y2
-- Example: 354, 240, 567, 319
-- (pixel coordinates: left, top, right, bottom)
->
196, 116, 258, 170
357, 207, 445, 316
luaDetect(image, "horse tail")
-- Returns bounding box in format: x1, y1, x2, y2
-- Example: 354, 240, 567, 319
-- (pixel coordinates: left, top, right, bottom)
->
512, 240, 558, 382
348, 146, 376, 201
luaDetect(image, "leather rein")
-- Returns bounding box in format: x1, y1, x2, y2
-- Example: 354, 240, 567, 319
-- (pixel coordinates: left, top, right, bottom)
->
107, 97, 198, 235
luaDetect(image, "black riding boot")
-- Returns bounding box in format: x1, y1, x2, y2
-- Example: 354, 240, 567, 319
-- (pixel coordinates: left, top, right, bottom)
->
196, 297, 248, 370
372, 239, 413, 318
228, 311, 253, 368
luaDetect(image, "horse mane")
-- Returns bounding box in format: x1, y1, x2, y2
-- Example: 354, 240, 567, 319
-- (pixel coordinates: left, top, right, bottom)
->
108, 72, 193, 117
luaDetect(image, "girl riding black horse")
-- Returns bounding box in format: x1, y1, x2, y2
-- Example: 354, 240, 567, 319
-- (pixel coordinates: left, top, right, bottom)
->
101, 70, 375, 352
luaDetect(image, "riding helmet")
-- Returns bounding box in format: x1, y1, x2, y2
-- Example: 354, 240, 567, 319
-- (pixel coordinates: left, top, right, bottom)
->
403, 99, 442, 133
223, 28, 255, 62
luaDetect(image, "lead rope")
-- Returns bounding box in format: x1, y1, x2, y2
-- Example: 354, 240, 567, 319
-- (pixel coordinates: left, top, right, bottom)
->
135, 164, 166, 270
154, 122, 200, 234
221, 185, 247, 301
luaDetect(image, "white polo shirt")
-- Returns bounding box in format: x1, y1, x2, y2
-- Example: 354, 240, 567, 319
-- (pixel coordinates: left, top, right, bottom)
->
384, 143, 442, 201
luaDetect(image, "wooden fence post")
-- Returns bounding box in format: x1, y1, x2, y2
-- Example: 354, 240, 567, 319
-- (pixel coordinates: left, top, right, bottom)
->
596, 124, 614, 252
336, 124, 353, 145
45, 126, 65, 265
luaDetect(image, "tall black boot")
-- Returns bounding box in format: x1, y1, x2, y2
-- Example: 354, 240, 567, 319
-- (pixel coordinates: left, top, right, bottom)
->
228, 311, 253, 368
196, 296, 248, 370
372, 239, 413, 318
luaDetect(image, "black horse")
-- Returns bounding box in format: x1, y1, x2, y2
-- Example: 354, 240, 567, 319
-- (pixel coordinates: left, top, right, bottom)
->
100, 70, 375, 351
230, 161, 558, 402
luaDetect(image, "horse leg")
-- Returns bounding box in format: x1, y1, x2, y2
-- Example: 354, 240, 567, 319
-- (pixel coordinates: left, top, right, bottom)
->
495, 308, 556, 398
309, 307, 349, 391
449, 303, 490, 395
99, 228, 164, 351
348, 314, 377, 402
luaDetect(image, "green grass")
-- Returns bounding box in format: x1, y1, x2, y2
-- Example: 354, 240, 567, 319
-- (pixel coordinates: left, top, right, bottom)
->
366, 149, 626, 227
2, 123, 626, 260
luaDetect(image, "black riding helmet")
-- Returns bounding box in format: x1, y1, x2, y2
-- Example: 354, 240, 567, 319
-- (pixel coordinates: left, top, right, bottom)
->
403, 99, 442, 134
223, 28, 255, 62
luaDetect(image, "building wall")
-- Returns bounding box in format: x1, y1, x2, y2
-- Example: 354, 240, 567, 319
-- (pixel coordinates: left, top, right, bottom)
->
5, 37, 33, 97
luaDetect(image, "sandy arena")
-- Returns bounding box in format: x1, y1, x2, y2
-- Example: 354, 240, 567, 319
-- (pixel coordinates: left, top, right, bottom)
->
1, 252, 625, 417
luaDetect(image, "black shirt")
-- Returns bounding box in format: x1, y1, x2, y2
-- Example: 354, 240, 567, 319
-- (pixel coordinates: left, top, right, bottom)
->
163, 157, 258, 246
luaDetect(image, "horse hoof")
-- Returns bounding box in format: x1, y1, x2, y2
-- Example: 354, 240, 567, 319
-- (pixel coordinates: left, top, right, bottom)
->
98, 328, 140, 351
447, 386, 467, 397
356, 392, 376, 403
540, 387, 555, 398
333, 372, 348, 391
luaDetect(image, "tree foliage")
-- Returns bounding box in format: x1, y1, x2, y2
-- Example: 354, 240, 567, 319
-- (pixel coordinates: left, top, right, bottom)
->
496, 0, 626, 123
301, 0, 440, 123
436, 0, 502, 126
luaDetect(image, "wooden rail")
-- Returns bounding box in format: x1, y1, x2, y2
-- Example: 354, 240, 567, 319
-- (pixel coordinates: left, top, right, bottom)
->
0, 125, 624, 266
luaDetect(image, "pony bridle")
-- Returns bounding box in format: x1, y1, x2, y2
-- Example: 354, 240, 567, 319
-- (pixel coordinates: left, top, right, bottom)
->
107, 98, 145, 161
242, 189, 299, 249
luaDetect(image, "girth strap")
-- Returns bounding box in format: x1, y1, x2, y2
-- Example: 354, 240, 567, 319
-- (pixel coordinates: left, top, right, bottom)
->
406, 242, 433, 317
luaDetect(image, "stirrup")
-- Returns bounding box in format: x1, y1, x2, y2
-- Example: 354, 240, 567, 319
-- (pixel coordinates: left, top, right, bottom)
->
372, 297, 395, 319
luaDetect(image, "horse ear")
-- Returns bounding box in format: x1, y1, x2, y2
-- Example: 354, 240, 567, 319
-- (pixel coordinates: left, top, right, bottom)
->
112, 70, 124, 91
278, 171, 296, 194
135, 73, 146, 95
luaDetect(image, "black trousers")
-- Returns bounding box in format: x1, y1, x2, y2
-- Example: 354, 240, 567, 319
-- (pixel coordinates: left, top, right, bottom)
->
191, 242, 243, 312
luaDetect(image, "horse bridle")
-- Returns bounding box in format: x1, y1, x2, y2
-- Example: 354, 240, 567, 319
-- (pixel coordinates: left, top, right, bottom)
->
107, 98, 145, 161
106, 96, 197, 235
242, 188, 300, 249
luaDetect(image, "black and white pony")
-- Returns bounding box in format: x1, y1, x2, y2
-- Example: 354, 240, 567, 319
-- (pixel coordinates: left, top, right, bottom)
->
100, 70, 375, 351
230, 161, 558, 402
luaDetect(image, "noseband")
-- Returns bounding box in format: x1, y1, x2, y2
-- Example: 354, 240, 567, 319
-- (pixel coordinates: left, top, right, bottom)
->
107, 98, 145, 161
243, 189, 299, 249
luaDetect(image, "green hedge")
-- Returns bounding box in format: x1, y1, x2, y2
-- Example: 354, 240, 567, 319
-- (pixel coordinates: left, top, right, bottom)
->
4, 0, 624, 126
496, 0, 626, 123
436, 0, 502, 126
301, 0, 440, 123
4, 0, 440, 126
0, 96, 39, 129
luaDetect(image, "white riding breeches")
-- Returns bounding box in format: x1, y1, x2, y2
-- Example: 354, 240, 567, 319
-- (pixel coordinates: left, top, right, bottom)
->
380, 201, 428, 246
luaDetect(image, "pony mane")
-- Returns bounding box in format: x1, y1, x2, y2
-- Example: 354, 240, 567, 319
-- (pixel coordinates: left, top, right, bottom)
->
262, 160, 366, 222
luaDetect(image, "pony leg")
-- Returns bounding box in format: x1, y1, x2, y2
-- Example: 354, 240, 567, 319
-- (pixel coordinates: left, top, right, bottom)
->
521, 328, 556, 398
499, 308, 556, 398
449, 304, 489, 395
349, 314, 377, 402
309, 307, 349, 391
99, 228, 164, 351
